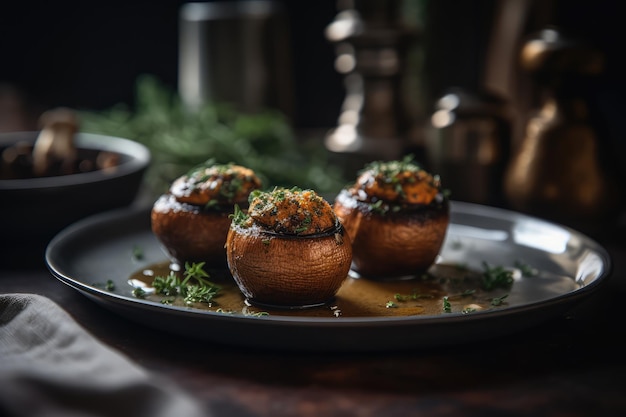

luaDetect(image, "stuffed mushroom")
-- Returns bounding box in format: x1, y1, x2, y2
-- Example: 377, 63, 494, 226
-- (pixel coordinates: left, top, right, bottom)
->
226, 187, 352, 308
151, 160, 262, 267
334, 156, 450, 279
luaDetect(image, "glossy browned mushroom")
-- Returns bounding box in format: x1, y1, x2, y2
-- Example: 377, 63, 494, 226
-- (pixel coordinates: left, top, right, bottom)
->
226, 187, 352, 308
334, 156, 450, 279
151, 160, 262, 267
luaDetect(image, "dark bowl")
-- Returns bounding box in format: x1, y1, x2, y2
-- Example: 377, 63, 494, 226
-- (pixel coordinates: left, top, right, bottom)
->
0, 131, 151, 269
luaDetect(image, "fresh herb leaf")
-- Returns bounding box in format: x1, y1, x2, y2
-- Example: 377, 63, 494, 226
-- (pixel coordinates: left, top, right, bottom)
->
295, 215, 312, 234
132, 287, 147, 298
230, 204, 249, 226
491, 294, 509, 306
132, 245, 144, 261
514, 260, 538, 277
151, 262, 221, 305
183, 261, 211, 283
394, 291, 434, 302
481, 262, 514, 291
442, 296, 452, 313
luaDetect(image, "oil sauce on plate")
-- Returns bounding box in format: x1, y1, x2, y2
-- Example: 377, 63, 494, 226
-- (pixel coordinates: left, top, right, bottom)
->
128, 262, 516, 318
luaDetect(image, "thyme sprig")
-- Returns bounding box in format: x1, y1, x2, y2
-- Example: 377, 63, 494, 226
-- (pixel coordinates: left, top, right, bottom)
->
152, 262, 221, 306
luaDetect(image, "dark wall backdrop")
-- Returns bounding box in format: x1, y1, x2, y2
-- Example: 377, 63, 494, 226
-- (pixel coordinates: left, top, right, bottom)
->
0, 0, 623, 135
0, 1, 344, 129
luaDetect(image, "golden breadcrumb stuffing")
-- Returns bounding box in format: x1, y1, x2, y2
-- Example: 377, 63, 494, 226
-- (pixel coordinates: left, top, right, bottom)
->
243, 187, 337, 235
170, 161, 261, 206
348, 157, 441, 205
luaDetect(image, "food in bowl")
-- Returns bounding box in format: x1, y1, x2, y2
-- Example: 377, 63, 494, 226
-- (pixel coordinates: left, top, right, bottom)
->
151, 160, 262, 267
0, 128, 150, 269
333, 156, 450, 279
1, 108, 122, 180
226, 187, 352, 308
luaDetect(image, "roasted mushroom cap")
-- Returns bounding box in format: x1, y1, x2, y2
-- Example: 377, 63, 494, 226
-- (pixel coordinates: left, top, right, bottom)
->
151, 161, 262, 267
151, 194, 233, 266
334, 157, 450, 279
226, 187, 352, 308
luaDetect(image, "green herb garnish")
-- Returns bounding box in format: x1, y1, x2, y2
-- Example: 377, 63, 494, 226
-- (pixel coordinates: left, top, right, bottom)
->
514, 260, 538, 277
481, 262, 514, 291
132, 245, 144, 261
132, 287, 146, 298
93, 280, 116, 291
151, 262, 220, 306
295, 215, 312, 234
361, 154, 422, 182
394, 291, 434, 302
442, 296, 452, 313
490, 294, 509, 306
230, 204, 249, 226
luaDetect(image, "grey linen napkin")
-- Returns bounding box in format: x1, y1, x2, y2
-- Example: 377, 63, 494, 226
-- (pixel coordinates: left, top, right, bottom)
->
0, 293, 207, 417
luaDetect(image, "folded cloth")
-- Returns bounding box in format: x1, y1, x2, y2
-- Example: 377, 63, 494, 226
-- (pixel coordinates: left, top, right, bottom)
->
0, 293, 207, 417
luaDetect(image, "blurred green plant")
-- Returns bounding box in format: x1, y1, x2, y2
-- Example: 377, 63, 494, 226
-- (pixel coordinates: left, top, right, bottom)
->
80, 75, 347, 198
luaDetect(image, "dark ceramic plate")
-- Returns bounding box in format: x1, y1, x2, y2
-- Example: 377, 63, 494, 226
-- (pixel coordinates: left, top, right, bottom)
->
45, 201, 611, 352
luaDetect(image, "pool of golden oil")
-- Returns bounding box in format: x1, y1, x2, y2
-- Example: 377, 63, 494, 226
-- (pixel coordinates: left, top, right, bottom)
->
128, 263, 509, 319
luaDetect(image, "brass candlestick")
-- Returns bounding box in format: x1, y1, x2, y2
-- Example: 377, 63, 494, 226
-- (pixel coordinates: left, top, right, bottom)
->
503, 27, 622, 234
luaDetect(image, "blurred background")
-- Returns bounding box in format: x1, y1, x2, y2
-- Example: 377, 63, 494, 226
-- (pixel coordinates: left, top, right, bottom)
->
0, 1, 342, 130
1, 0, 622, 125
1, 0, 624, 236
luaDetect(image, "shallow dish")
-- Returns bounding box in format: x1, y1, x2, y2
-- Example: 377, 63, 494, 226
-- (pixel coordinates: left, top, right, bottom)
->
45, 201, 611, 352
1, 131, 150, 268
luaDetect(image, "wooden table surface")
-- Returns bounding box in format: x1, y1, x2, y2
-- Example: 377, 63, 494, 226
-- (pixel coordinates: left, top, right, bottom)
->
2, 226, 626, 417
